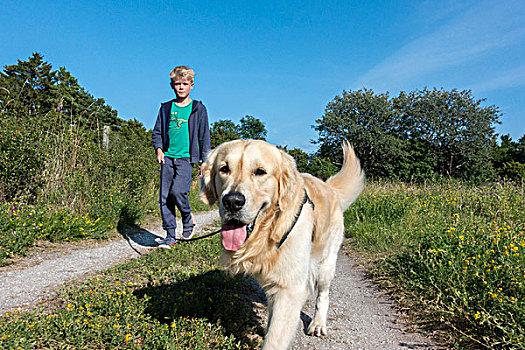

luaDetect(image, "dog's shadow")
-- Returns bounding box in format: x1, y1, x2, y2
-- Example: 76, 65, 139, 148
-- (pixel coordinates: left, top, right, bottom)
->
133, 270, 266, 345
117, 223, 317, 339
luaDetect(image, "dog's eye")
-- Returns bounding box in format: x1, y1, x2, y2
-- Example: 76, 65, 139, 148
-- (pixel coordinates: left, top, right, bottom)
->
254, 168, 267, 176
219, 165, 230, 174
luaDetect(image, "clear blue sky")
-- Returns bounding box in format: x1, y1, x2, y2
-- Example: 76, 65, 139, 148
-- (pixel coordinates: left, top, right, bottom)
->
2, 0, 524, 152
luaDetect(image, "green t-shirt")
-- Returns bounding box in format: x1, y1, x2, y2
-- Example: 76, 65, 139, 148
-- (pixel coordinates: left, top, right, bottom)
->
165, 101, 192, 158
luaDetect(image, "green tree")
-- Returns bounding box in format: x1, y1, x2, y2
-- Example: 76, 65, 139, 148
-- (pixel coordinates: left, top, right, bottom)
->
287, 148, 309, 173
55, 67, 119, 129
210, 116, 267, 148
239, 115, 267, 140
286, 147, 338, 180
210, 119, 240, 148
0, 52, 57, 118
314, 88, 407, 180
493, 135, 517, 169
308, 156, 339, 180
0, 53, 126, 203
394, 88, 500, 180
314, 87, 501, 181
501, 161, 525, 181
492, 133, 525, 181
513, 133, 525, 164
0, 53, 58, 201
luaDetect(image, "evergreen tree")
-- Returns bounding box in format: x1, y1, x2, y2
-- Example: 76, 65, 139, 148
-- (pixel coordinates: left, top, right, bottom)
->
56, 67, 119, 128
493, 133, 525, 180
516, 134, 525, 164
0, 53, 133, 203
1, 52, 57, 118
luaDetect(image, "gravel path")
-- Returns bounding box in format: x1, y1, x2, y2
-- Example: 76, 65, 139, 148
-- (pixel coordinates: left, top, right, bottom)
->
291, 251, 436, 349
0, 209, 437, 349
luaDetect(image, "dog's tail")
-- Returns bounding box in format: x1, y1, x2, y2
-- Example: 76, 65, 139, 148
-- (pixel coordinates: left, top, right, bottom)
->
326, 141, 365, 211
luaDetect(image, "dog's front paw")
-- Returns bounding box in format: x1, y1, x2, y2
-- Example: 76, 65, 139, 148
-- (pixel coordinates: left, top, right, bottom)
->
307, 321, 327, 337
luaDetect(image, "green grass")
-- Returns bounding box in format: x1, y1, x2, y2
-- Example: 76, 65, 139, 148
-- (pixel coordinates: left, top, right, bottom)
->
345, 180, 525, 349
0, 234, 263, 349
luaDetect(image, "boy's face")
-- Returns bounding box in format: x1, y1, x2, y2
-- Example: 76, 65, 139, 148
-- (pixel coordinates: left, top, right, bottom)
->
171, 79, 194, 100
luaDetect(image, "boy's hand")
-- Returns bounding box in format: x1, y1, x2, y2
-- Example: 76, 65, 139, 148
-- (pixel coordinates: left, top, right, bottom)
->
198, 163, 205, 178
156, 148, 165, 164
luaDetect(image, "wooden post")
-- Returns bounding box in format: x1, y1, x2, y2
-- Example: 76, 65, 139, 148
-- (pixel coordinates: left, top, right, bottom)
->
103, 125, 110, 150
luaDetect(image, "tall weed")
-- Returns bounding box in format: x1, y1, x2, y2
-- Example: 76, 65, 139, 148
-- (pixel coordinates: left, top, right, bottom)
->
0, 105, 160, 264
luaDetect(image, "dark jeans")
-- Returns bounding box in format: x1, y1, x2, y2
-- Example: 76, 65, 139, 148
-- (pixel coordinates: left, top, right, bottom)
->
159, 157, 193, 237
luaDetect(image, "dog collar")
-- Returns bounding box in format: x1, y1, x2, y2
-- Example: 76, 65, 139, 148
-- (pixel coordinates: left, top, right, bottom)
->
275, 190, 313, 249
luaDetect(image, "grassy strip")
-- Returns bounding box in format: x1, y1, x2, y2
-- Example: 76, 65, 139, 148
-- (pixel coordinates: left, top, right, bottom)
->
0, 234, 263, 349
344, 181, 524, 349
0, 193, 158, 267
0, 180, 211, 266
0, 203, 118, 266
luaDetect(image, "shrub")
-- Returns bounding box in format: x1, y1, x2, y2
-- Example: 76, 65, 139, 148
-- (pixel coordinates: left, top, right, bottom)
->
501, 161, 525, 182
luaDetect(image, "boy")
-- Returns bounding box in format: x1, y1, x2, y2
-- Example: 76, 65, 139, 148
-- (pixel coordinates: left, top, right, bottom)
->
152, 65, 211, 248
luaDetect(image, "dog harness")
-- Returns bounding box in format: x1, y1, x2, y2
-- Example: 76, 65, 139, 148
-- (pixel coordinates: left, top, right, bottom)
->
275, 190, 314, 249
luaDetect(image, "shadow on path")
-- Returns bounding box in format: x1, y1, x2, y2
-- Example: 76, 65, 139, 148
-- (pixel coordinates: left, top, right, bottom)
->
119, 225, 163, 247
133, 270, 266, 346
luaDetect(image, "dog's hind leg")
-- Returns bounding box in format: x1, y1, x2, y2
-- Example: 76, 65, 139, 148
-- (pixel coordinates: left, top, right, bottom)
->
307, 225, 343, 336
263, 286, 308, 350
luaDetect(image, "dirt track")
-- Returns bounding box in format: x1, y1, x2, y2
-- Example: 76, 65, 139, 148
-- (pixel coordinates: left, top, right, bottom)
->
0, 210, 437, 349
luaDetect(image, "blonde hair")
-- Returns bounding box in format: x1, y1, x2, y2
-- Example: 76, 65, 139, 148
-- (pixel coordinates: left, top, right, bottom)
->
169, 65, 195, 83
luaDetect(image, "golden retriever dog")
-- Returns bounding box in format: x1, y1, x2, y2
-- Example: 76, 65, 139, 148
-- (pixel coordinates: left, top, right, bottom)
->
200, 139, 364, 349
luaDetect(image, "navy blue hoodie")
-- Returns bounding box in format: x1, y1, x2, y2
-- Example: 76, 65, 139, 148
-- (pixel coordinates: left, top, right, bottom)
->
152, 99, 211, 164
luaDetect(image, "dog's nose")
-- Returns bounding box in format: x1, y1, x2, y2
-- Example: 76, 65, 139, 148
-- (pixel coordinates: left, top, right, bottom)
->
222, 192, 246, 212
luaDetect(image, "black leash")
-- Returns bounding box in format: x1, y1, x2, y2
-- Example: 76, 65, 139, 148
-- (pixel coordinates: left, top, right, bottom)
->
177, 228, 222, 243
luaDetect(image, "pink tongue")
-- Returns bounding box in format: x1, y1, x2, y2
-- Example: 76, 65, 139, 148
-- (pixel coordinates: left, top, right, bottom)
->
221, 224, 247, 251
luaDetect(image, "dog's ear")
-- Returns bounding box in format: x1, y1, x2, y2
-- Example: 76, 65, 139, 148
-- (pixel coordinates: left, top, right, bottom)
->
200, 149, 218, 206
278, 150, 299, 209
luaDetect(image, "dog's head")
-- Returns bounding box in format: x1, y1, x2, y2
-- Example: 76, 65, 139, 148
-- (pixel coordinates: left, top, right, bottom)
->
200, 139, 299, 251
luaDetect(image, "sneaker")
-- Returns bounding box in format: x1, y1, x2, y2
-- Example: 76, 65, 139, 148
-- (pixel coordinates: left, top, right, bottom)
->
181, 215, 195, 240
182, 224, 195, 240
155, 236, 178, 249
